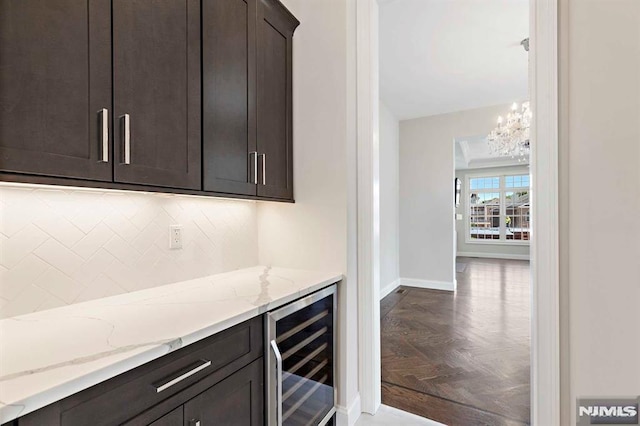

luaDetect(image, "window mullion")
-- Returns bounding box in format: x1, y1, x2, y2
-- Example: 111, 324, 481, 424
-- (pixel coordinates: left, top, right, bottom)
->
500, 189, 506, 240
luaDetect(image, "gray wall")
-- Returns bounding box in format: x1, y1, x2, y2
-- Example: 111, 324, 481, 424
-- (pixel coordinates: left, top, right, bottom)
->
559, 0, 640, 423
399, 104, 511, 285
379, 100, 400, 292
455, 165, 531, 259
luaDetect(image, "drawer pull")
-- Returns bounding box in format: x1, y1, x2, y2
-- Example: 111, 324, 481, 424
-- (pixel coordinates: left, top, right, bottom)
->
153, 359, 212, 393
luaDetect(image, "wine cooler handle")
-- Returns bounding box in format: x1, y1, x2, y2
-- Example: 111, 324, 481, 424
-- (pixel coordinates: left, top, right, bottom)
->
270, 339, 283, 426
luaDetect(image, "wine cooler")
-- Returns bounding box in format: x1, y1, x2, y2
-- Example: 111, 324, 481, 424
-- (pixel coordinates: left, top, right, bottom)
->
266, 284, 337, 426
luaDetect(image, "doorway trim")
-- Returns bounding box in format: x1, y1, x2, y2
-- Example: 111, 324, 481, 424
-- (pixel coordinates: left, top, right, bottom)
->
355, 0, 560, 424
529, 0, 560, 424
356, 0, 381, 417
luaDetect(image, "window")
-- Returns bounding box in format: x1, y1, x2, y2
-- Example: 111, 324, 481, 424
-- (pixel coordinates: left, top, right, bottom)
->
468, 174, 530, 243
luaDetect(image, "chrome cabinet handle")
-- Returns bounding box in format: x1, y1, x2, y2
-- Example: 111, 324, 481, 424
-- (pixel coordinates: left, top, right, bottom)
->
250, 151, 258, 184
99, 109, 109, 162
153, 359, 211, 393
189, 421, 201, 426
259, 153, 266, 185
121, 113, 131, 165
270, 340, 283, 426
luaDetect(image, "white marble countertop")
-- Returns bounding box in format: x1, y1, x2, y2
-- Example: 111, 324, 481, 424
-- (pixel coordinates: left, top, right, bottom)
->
0, 266, 342, 423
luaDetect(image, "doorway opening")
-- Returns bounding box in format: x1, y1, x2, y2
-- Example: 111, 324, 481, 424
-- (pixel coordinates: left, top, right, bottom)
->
355, 0, 560, 423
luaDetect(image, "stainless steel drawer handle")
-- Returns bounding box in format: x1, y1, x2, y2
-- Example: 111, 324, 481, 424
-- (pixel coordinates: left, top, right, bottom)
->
99, 108, 109, 162
121, 113, 131, 165
250, 151, 258, 184
189, 420, 201, 426
259, 153, 266, 185
270, 340, 283, 426
153, 359, 211, 393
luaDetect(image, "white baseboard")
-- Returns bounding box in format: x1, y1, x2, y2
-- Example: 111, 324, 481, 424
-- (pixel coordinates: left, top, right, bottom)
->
380, 279, 401, 300
457, 251, 530, 261
400, 277, 456, 292
336, 393, 361, 426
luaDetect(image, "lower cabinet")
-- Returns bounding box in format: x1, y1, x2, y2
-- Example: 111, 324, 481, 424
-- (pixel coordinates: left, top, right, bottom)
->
148, 407, 183, 426
184, 360, 263, 426
14, 317, 263, 426
126, 359, 263, 426
8, 286, 337, 426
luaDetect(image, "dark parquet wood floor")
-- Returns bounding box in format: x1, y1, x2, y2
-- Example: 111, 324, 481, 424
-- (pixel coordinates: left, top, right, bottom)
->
381, 257, 531, 426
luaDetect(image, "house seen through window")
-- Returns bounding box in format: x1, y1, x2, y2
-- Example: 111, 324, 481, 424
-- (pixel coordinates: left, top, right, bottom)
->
468, 174, 530, 242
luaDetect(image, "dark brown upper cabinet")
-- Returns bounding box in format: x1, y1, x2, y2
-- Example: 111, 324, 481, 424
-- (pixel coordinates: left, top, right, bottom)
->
256, 0, 298, 200
1, 0, 297, 202
0, 0, 112, 182
112, 0, 201, 190
202, 0, 258, 196
203, 0, 298, 201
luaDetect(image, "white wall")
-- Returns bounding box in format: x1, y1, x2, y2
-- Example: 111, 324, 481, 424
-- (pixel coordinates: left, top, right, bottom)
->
379, 100, 399, 295
559, 1, 640, 423
399, 104, 511, 286
455, 165, 530, 259
256, 0, 359, 422
0, 185, 258, 318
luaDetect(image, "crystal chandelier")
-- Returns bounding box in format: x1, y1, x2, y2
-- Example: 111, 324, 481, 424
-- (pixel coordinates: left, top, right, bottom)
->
488, 102, 532, 161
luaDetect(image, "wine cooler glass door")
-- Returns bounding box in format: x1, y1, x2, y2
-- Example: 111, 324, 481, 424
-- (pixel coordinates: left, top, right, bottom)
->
267, 285, 336, 426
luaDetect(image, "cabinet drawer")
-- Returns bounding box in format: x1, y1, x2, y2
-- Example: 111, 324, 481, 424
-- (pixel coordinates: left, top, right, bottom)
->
124, 358, 263, 426
18, 317, 262, 426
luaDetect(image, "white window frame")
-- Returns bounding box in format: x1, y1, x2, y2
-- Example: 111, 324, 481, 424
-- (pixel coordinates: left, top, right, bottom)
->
465, 171, 531, 246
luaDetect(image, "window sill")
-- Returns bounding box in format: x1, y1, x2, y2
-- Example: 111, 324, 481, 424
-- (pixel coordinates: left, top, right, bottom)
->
464, 239, 530, 247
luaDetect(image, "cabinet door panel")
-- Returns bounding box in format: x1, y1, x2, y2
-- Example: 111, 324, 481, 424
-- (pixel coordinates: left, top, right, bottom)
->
0, 0, 112, 181
202, 0, 257, 196
183, 359, 263, 426
256, 0, 297, 200
113, 0, 201, 190
150, 407, 183, 426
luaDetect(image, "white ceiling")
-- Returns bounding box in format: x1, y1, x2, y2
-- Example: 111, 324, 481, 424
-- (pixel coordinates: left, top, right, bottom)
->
379, 0, 529, 120
455, 135, 529, 170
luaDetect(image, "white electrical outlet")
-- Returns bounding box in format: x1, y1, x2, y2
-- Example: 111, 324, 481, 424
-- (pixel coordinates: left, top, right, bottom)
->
169, 225, 183, 249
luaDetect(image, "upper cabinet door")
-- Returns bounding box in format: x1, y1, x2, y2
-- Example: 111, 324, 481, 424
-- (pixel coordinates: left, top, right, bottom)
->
112, 0, 201, 190
256, 0, 298, 200
202, 0, 258, 196
0, 0, 112, 181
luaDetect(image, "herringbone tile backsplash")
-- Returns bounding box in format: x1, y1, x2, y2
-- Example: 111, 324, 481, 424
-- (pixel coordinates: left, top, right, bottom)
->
0, 185, 258, 318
